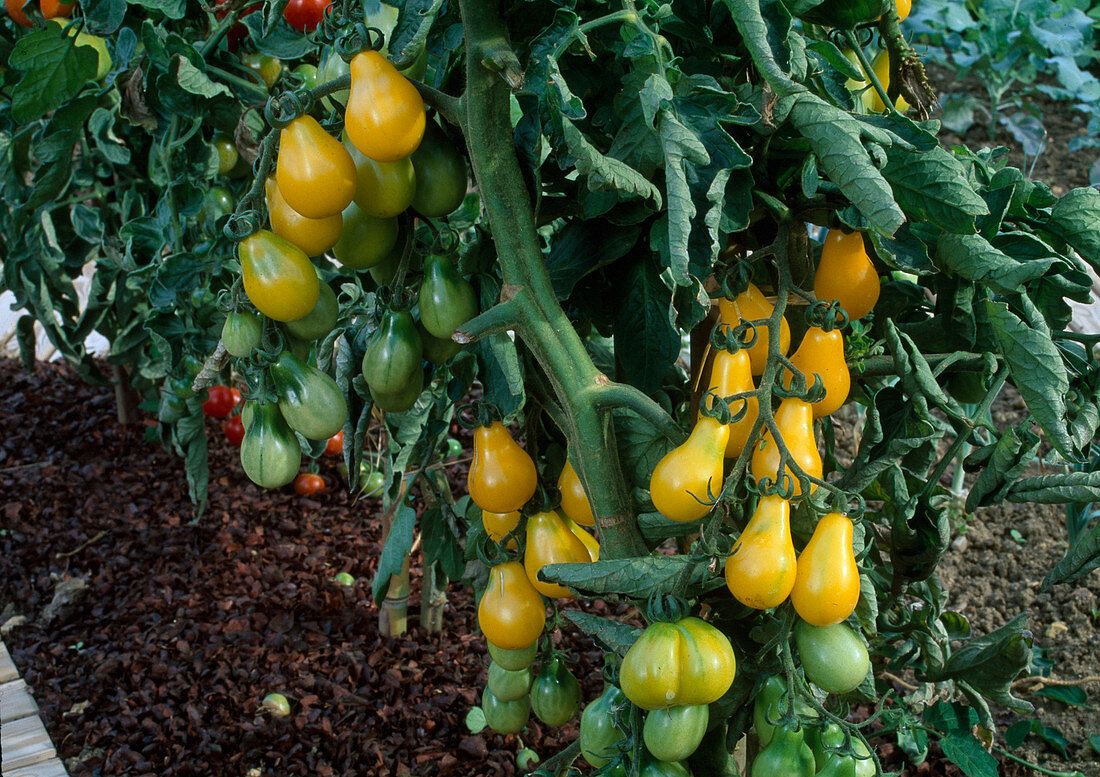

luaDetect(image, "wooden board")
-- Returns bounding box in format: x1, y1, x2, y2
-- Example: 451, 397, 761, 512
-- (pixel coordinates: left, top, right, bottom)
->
6, 759, 70, 777
0, 714, 56, 773
1, 679, 39, 724
0, 642, 17, 684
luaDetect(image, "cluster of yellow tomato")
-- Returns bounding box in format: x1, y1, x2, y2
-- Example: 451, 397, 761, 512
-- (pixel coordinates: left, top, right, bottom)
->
234, 43, 474, 418
649, 228, 878, 627
469, 422, 600, 733
240, 48, 426, 321
844, 0, 915, 114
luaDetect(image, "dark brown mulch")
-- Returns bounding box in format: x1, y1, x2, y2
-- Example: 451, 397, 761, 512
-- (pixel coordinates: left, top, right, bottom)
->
0, 359, 1029, 776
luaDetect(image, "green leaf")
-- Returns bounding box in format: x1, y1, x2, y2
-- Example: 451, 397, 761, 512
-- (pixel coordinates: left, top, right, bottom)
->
640, 74, 710, 285
8, 27, 98, 123
1004, 719, 1031, 749
464, 706, 487, 734
1042, 520, 1100, 589
885, 321, 969, 427
129, 0, 185, 17
936, 233, 1055, 294
615, 405, 676, 492
81, 0, 128, 34
986, 301, 1074, 459
175, 57, 233, 99
546, 220, 642, 300
563, 611, 642, 656
613, 261, 680, 394
420, 506, 465, 584
882, 145, 990, 235
1008, 471, 1100, 504
540, 556, 718, 599
939, 732, 999, 777
371, 503, 416, 605
1088, 733, 1100, 756
966, 428, 1041, 512
788, 94, 905, 236
1036, 684, 1088, 707
241, 13, 314, 59
1044, 187, 1100, 270
924, 614, 1034, 712
558, 116, 662, 209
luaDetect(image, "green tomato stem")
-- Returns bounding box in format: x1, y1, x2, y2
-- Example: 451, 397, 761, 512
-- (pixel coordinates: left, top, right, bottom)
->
457, 0, 651, 558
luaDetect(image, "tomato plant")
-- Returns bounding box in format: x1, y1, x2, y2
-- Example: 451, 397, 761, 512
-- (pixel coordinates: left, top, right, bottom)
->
7, 1, 1100, 774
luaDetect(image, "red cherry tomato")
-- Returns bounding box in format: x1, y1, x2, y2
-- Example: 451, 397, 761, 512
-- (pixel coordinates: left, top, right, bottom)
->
230, 387, 242, 406
214, 0, 260, 52
203, 385, 236, 419
294, 472, 325, 496
282, 0, 332, 31
325, 430, 344, 456
224, 416, 245, 447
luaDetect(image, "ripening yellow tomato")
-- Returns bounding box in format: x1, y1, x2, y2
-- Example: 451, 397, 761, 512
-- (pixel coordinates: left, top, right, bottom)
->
791, 512, 860, 626
482, 509, 521, 549
478, 561, 546, 651
649, 416, 729, 522
524, 510, 592, 599
265, 177, 342, 257
558, 459, 595, 527
784, 327, 851, 418
467, 422, 538, 514
238, 229, 320, 322
700, 348, 759, 458
345, 49, 426, 162
750, 397, 822, 498
864, 51, 910, 113
346, 139, 417, 218
814, 230, 880, 321
276, 115, 357, 219
717, 282, 791, 376
724, 494, 797, 610
620, 617, 736, 710
896, 0, 912, 22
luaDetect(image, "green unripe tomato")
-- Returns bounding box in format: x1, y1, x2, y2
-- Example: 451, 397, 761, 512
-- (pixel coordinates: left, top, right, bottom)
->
244, 52, 283, 88
487, 641, 537, 671
293, 63, 318, 90
487, 661, 533, 702
200, 186, 234, 230
361, 470, 385, 496
213, 135, 238, 176
482, 686, 530, 735
333, 572, 355, 587
580, 684, 627, 767
261, 692, 291, 717
284, 281, 338, 342
222, 310, 263, 358
530, 657, 581, 727
794, 621, 870, 695
643, 704, 709, 763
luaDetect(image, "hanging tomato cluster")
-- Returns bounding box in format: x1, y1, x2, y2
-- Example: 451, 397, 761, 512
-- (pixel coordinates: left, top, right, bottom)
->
469, 420, 599, 734
212, 19, 477, 490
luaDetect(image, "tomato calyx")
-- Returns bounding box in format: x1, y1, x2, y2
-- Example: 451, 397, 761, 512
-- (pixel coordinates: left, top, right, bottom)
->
644, 593, 690, 624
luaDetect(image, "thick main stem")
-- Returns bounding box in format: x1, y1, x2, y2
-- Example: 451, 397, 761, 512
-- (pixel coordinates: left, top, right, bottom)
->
458, 0, 647, 558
